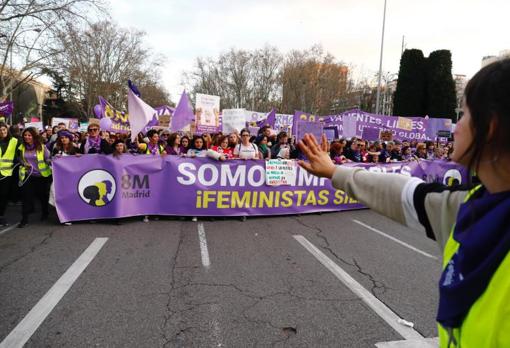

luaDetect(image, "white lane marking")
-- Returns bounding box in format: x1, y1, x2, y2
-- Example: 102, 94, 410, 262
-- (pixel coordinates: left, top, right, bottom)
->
352, 219, 438, 260
293, 235, 423, 340
375, 337, 439, 347
197, 223, 211, 268
0, 237, 108, 348
0, 224, 18, 236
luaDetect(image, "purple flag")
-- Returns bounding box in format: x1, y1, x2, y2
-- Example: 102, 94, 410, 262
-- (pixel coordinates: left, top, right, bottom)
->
0, 101, 14, 116
127, 81, 156, 142
172, 91, 194, 131
256, 108, 276, 127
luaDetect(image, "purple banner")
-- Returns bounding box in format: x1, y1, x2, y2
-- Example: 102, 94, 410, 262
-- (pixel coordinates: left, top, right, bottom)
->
296, 120, 323, 141
324, 109, 452, 141
98, 96, 131, 133
53, 156, 467, 222
0, 101, 14, 116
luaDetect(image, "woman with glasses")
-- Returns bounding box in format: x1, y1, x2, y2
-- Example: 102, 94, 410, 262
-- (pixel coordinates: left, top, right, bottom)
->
234, 129, 260, 160
208, 135, 234, 161
80, 124, 112, 154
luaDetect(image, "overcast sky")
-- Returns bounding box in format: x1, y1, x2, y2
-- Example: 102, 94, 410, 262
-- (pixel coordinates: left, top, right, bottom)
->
109, 0, 510, 103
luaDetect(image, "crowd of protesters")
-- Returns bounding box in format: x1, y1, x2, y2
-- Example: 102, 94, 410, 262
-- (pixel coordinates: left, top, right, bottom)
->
0, 120, 454, 227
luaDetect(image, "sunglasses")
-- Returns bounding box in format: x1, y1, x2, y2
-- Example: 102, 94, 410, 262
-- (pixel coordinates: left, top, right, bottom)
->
241, 134, 250, 137
89, 128, 99, 132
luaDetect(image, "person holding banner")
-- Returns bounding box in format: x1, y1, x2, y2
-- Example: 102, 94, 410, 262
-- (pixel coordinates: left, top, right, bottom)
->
186, 136, 208, 157
234, 129, 260, 160
111, 140, 127, 158
165, 133, 182, 155
298, 59, 510, 347
208, 135, 234, 161
271, 131, 296, 159
17, 127, 52, 228
80, 124, 112, 154
138, 129, 166, 155
180, 135, 191, 153
0, 122, 19, 226
51, 130, 80, 157
255, 135, 271, 160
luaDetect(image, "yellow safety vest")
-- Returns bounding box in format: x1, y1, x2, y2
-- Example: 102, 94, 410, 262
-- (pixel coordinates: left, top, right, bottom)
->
19, 144, 52, 182
438, 185, 510, 347
144, 144, 164, 155
0, 137, 18, 177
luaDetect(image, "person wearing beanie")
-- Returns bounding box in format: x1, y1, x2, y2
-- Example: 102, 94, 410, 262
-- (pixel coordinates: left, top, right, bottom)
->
52, 130, 80, 157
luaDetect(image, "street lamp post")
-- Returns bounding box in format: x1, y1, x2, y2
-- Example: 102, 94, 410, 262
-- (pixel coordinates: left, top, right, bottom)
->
375, 0, 387, 115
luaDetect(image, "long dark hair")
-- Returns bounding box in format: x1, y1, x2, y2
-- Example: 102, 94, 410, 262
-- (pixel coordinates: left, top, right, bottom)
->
0, 122, 11, 141
21, 127, 43, 151
461, 58, 510, 172
167, 133, 180, 147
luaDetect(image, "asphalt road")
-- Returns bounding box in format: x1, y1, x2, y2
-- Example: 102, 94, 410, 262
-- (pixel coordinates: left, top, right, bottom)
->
0, 205, 442, 347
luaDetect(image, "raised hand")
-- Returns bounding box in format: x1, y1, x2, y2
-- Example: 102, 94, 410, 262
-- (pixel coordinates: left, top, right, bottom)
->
297, 133, 336, 179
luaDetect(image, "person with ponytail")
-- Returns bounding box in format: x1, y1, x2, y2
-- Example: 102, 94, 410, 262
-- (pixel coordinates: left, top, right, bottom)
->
17, 127, 52, 228
0, 122, 19, 226
297, 59, 510, 347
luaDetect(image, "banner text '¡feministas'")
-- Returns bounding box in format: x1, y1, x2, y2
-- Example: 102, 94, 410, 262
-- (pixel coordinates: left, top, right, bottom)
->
176, 162, 328, 187
195, 190, 358, 209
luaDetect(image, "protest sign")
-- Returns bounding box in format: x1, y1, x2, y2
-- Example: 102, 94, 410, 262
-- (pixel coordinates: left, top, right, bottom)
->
361, 127, 381, 141
25, 121, 43, 131
274, 114, 294, 133
158, 115, 171, 128
246, 110, 267, 125
296, 120, 323, 141
0, 101, 14, 116
196, 93, 220, 133
53, 156, 467, 222
51, 117, 79, 130
79, 122, 89, 132
323, 126, 339, 141
98, 96, 131, 133
222, 109, 247, 134
265, 159, 297, 186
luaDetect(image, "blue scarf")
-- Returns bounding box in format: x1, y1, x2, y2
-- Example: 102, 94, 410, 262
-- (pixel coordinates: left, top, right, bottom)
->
437, 186, 510, 328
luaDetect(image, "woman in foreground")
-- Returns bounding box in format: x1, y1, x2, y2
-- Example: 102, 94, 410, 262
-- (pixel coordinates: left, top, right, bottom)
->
298, 59, 510, 347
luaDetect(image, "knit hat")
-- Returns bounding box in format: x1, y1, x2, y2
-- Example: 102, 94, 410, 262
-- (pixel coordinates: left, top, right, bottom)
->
57, 130, 74, 141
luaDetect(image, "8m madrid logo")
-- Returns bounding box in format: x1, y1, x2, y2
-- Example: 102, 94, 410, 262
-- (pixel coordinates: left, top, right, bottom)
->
77, 170, 117, 207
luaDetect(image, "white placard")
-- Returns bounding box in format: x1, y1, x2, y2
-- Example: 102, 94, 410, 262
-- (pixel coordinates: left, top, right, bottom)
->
25, 121, 43, 131
195, 93, 220, 131
222, 109, 247, 134
265, 159, 297, 186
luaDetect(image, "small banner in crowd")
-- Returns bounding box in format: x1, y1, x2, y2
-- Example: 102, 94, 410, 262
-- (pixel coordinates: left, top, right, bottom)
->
0, 101, 14, 116
51, 117, 79, 130
265, 159, 297, 186
222, 109, 247, 134
98, 96, 131, 133
53, 156, 467, 222
196, 93, 220, 133
296, 120, 323, 141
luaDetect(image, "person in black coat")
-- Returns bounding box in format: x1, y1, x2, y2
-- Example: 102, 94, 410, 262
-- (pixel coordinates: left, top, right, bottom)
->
80, 124, 112, 154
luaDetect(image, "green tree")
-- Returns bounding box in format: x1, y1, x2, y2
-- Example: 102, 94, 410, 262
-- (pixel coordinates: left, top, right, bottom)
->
393, 49, 427, 116
426, 50, 456, 120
